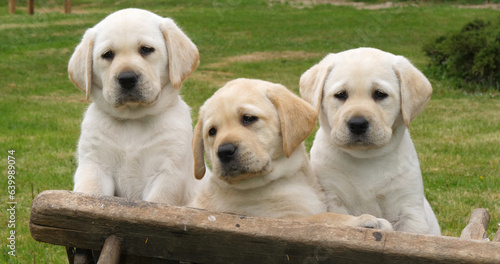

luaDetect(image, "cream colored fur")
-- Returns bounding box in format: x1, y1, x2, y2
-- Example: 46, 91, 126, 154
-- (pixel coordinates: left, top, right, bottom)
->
68, 8, 199, 204
190, 78, 393, 230
300, 48, 440, 235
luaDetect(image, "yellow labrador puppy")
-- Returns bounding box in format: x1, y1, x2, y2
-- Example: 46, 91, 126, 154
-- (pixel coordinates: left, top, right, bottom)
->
191, 78, 393, 230
300, 48, 440, 235
68, 9, 199, 205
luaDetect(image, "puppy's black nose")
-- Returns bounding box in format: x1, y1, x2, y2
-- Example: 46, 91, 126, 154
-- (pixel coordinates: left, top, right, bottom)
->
118, 71, 139, 90
217, 143, 238, 163
348, 117, 369, 135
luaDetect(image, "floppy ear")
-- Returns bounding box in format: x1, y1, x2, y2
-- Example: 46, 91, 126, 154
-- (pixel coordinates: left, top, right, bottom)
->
393, 56, 433, 127
193, 117, 206, 180
68, 28, 96, 101
267, 85, 318, 158
160, 18, 200, 90
299, 53, 335, 111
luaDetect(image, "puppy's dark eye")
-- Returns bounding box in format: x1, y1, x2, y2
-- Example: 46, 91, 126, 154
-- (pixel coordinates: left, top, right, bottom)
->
242, 115, 258, 126
208, 127, 217, 137
101, 50, 115, 60
334, 91, 348, 101
373, 90, 388, 101
140, 46, 155, 56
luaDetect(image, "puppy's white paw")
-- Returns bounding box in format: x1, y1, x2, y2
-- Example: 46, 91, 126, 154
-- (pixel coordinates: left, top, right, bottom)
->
351, 214, 394, 231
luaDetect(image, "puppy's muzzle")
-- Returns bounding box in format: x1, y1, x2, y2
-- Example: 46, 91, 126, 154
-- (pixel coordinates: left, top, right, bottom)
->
115, 71, 146, 106
348, 117, 369, 135
118, 71, 139, 91
217, 143, 238, 163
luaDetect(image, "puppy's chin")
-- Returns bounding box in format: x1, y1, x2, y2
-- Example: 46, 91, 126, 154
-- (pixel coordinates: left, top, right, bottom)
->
332, 127, 393, 152
113, 94, 159, 109
92, 88, 178, 120
336, 139, 385, 151
217, 162, 272, 185
332, 133, 396, 159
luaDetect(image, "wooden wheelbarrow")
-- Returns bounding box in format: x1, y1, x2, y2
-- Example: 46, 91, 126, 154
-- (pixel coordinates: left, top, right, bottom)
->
30, 190, 500, 263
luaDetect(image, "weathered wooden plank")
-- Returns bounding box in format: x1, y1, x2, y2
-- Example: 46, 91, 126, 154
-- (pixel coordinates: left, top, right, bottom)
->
494, 227, 500, 243
460, 208, 490, 241
30, 190, 500, 264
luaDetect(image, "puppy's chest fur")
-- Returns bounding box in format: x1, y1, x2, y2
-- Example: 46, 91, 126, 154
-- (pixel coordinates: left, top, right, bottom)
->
195, 152, 327, 219
200, 176, 325, 219
78, 103, 191, 199
314, 131, 424, 218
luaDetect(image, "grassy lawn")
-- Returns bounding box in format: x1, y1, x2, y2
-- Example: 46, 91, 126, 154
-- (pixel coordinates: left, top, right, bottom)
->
1, 1, 499, 263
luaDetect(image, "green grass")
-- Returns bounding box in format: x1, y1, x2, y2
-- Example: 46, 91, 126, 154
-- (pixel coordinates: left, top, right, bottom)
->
1, 1, 499, 263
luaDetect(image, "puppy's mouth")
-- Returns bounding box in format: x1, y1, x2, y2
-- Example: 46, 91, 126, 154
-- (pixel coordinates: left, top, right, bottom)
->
343, 138, 379, 150
112, 71, 160, 108
215, 143, 272, 184
337, 117, 380, 149
220, 168, 270, 185
114, 92, 159, 108
218, 158, 272, 184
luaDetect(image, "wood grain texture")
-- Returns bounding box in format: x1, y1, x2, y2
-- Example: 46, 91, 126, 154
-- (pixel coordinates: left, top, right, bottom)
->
97, 235, 121, 264
460, 208, 490, 241
30, 191, 500, 264
494, 227, 500, 243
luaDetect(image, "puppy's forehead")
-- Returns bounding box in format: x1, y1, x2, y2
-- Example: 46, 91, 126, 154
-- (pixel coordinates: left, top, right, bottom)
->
336, 50, 394, 75
94, 9, 163, 47
327, 49, 398, 89
201, 79, 275, 120
96, 9, 162, 28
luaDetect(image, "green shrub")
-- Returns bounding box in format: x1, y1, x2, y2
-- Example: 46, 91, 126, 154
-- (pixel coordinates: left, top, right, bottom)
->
423, 18, 500, 91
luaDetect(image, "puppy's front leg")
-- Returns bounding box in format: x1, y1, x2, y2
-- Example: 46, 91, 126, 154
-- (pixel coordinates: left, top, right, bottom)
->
73, 163, 115, 196
143, 167, 194, 206
392, 205, 438, 235
304, 213, 393, 231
